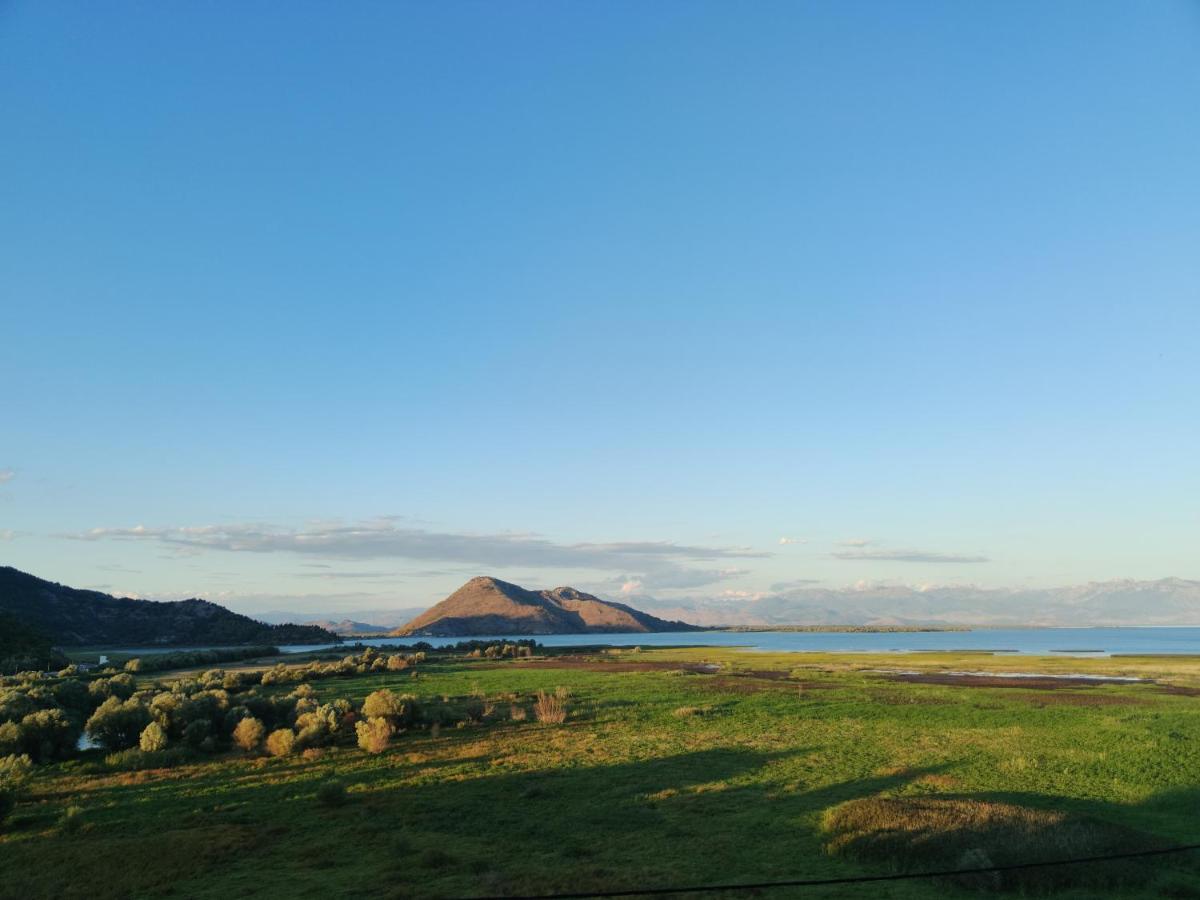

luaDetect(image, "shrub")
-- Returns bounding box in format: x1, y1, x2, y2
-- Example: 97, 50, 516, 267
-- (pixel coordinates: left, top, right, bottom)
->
222, 672, 248, 692
386, 655, 409, 671
0, 786, 14, 826
108, 673, 137, 699
419, 848, 456, 870
316, 780, 347, 807
533, 689, 567, 724
0, 722, 20, 757
59, 805, 84, 834
290, 683, 317, 700
362, 689, 405, 723
0, 754, 32, 785
300, 699, 354, 747
139, 721, 168, 753
0, 754, 30, 827
355, 717, 393, 754
0, 690, 36, 726
509, 705, 527, 722
149, 691, 180, 729
265, 728, 296, 757
52, 679, 91, 715
124, 658, 143, 673
103, 746, 191, 771
233, 717, 265, 752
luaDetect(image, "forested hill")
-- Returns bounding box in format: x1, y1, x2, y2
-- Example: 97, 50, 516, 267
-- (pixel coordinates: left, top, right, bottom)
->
0, 610, 64, 672
0, 566, 337, 647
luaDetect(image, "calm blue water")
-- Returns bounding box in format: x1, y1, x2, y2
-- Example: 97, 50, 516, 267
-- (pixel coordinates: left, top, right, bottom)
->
275, 627, 1200, 657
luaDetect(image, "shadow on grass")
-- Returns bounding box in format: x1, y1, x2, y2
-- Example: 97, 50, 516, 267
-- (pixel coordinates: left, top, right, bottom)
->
6, 746, 1200, 900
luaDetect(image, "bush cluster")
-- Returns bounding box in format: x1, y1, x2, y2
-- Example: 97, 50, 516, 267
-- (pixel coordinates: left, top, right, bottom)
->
259, 648, 426, 686
1, 643, 552, 784
466, 643, 536, 659
0, 649, 419, 768
120, 646, 281, 674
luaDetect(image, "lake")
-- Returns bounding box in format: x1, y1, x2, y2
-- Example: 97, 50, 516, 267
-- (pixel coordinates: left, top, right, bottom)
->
277, 626, 1200, 657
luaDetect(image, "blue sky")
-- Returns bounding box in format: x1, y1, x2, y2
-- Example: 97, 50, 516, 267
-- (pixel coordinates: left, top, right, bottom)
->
2, 2, 1198, 616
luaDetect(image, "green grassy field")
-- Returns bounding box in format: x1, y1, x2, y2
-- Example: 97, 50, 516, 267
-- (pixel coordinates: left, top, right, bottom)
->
4, 647, 1200, 899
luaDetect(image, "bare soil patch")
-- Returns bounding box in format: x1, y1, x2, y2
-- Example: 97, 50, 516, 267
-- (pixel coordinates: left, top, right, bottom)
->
1154, 684, 1200, 697
501, 657, 720, 675
705, 676, 838, 695
1009, 691, 1146, 707
883, 673, 1138, 691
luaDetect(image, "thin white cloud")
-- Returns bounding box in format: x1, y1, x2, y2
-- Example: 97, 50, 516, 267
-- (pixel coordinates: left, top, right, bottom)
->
0, 529, 17, 541
68, 520, 770, 577
832, 548, 989, 564
768, 578, 822, 591
597, 566, 749, 594
835, 538, 873, 547
296, 570, 400, 581
0, 469, 14, 485
778, 536, 807, 545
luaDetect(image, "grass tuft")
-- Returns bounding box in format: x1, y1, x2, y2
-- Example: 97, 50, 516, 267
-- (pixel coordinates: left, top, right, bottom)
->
534, 688, 568, 724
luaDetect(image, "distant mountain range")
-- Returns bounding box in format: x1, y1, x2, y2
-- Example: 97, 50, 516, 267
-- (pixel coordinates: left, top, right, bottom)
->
307, 619, 391, 636
257, 577, 1200, 631
0, 566, 338, 647
256, 608, 426, 630
393, 576, 703, 636
622, 578, 1200, 627
7, 565, 1197, 650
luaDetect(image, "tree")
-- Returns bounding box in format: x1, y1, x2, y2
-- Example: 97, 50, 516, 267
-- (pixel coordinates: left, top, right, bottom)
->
182, 720, 210, 749
355, 717, 393, 754
85, 697, 151, 750
232, 717, 264, 752
89, 673, 136, 702
18, 709, 79, 762
265, 728, 295, 757
139, 721, 168, 753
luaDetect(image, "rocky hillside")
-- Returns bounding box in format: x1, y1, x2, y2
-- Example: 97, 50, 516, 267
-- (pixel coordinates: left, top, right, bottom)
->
393, 576, 703, 636
0, 566, 338, 646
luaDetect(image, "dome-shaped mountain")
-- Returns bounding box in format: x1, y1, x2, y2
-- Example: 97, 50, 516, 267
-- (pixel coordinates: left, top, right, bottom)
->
392, 576, 702, 636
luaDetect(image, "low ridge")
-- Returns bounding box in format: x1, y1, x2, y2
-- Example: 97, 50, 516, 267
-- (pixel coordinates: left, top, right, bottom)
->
393, 576, 703, 636
0, 566, 338, 647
